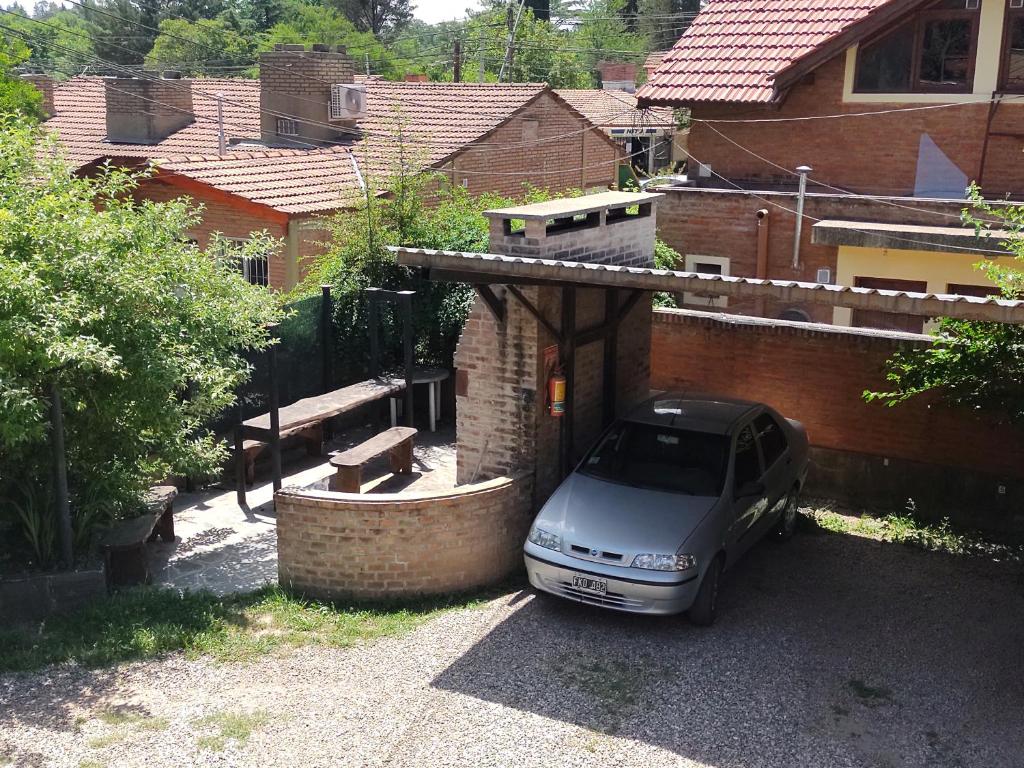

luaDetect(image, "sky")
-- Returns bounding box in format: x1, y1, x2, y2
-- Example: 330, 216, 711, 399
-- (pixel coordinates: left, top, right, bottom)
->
414, 0, 484, 25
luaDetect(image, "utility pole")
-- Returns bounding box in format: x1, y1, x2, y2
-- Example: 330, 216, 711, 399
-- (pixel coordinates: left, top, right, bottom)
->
365, 52, 370, 76
499, 0, 526, 83
792, 165, 812, 269
453, 38, 462, 83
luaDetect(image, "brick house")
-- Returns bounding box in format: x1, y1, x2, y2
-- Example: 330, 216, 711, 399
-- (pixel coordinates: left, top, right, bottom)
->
554, 89, 677, 175
637, 0, 1024, 331
33, 45, 621, 291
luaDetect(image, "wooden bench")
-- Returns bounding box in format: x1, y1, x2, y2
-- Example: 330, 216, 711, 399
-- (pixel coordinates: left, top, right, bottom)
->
97, 486, 177, 588
329, 427, 417, 493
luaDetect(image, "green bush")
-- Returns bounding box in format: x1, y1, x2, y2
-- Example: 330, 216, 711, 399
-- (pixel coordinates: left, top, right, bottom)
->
0, 120, 282, 568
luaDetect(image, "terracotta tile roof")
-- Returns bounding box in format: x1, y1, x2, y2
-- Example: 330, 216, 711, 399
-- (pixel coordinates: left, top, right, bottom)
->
48, 77, 261, 167
42, 78, 568, 214
643, 51, 667, 77
157, 148, 363, 215
554, 89, 674, 131
636, 0, 897, 105
356, 81, 549, 167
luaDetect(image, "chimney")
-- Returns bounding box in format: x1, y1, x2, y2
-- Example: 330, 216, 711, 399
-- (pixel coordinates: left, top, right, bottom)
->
21, 74, 54, 118
598, 61, 638, 93
404, 73, 429, 83
104, 73, 194, 144
259, 44, 358, 147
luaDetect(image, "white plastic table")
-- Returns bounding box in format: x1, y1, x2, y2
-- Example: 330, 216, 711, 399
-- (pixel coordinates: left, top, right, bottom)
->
389, 367, 450, 432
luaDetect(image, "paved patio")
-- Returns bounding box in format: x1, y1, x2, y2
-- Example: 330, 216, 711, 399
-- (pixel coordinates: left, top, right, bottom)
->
149, 426, 456, 595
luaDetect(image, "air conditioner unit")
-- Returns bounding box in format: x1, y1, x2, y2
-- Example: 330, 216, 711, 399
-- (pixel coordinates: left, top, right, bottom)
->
329, 83, 366, 120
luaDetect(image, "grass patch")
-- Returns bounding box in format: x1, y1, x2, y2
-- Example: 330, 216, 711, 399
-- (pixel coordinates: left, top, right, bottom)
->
79, 762, 104, 768
0, 582, 507, 673
86, 708, 169, 748
196, 709, 269, 752
802, 503, 1023, 561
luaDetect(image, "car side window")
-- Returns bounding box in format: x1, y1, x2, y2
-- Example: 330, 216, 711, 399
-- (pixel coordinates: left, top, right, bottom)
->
754, 413, 788, 469
733, 425, 761, 490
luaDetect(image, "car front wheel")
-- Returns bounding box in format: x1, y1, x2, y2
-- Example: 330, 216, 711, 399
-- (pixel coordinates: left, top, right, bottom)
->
688, 557, 722, 626
775, 488, 800, 540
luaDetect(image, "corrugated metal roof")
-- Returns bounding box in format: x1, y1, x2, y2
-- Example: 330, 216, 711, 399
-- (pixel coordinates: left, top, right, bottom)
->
636, 0, 897, 105
391, 247, 1024, 324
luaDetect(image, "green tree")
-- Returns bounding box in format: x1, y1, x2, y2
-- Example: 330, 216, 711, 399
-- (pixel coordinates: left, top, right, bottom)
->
0, 34, 42, 119
0, 119, 282, 566
261, 3, 400, 76
1, 8, 96, 74
146, 17, 255, 74
866, 187, 1024, 423
332, 0, 411, 40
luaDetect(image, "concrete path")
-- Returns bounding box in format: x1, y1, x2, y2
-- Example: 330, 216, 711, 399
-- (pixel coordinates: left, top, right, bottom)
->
149, 427, 457, 595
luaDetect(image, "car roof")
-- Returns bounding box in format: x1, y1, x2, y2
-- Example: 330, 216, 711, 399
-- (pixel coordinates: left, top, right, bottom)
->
624, 392, 762, 434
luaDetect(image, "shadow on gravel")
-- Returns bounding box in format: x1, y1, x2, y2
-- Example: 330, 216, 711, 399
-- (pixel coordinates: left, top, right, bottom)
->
433, 531, 1024, 768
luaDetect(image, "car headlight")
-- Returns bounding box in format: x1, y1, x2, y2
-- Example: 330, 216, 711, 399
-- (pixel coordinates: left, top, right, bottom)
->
631, 553, 697, 571
527, 526, 561, 551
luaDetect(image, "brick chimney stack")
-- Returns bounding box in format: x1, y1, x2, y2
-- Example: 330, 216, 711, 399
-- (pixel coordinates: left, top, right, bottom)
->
259, 44, 358, 147
484, 191, 663, 268
598, 61, 638, 93
104, 73, 194, 144
21, 74, 54, 118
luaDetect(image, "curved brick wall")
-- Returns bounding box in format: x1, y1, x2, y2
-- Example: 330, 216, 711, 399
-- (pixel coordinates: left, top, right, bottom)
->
275, 475, 534, 600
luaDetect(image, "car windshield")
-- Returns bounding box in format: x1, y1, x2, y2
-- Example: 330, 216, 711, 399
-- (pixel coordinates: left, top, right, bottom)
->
578, 421, 728, 496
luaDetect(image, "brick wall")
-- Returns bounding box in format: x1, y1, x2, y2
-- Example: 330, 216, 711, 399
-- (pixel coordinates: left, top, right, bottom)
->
650, 307, 1024, 476
259, 45, 356, 145
655, 187, 973, 322
688, 55, 1024, 198
275, 475, 534, 599
650, 308, 1024, 528
443, 91, 621, 197
137, 178, 290, 288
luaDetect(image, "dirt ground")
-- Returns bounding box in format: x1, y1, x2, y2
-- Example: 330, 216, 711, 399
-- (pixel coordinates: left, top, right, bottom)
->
2, 529, 1022, 768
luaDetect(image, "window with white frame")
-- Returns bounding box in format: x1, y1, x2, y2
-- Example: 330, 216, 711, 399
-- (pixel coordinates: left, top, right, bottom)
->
683, 254, 730, 308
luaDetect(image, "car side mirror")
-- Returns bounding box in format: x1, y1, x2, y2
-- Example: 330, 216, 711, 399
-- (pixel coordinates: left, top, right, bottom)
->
735, 480, 765, 500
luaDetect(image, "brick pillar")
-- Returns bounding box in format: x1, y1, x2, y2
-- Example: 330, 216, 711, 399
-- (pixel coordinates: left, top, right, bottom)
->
21, 74, 54, 118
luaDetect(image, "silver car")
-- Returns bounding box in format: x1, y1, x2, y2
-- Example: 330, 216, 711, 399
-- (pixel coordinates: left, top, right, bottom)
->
524, 393, 809, 624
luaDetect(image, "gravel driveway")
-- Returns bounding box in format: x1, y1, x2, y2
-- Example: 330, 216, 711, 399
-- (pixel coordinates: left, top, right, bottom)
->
2, 530, 1022, 768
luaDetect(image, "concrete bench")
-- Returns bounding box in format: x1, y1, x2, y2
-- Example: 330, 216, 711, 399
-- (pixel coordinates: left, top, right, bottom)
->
329, 427, 417, 493
97, 486, 177, 587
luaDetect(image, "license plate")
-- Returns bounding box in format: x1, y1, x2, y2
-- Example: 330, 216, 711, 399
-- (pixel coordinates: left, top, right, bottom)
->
572, 574, 608, 595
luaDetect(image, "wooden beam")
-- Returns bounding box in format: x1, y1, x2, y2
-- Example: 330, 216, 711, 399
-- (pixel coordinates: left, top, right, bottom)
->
474, 285, 506, 324
507, 285, 562, 342
618, 289, 645, 322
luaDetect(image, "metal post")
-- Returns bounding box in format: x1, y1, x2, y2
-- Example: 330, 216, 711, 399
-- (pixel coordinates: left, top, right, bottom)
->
792, 165, 812, 270
560, 287, 577, 478
216, 93, 225, 156
267, 326, 282, 493
320, 284, 333, 393
49, 381, 73, 569
367, 288, 380, 379
602, 288, 618, 427
400, 291, 415, 428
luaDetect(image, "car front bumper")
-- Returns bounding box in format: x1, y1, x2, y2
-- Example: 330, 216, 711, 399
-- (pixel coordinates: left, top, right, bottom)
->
524, 549, 700, 616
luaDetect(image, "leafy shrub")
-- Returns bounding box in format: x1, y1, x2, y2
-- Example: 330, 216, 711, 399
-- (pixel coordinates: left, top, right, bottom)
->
0, 120, 282, 567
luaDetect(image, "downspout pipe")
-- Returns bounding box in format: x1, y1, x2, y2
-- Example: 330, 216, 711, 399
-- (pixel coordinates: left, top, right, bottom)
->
791, 165, 811, 270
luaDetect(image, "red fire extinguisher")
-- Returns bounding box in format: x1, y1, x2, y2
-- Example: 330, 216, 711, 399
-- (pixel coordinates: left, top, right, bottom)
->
548, 367, 566, 417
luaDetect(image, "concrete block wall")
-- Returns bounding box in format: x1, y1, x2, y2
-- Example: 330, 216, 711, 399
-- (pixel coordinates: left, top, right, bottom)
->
259, 45, 356, 146
104, 77, 194, 144
275, 475, 534, 599
488, 206, 658, 268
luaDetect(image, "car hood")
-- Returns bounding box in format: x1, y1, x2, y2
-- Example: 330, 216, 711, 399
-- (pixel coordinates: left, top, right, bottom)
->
535, 472, 718, 555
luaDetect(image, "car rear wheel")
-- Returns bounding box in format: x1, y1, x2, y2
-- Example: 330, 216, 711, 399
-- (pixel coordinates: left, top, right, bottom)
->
688, 557, 722, 626
775, 488, 800, 540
